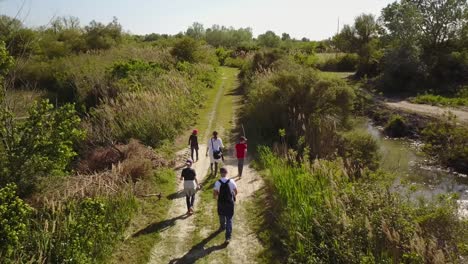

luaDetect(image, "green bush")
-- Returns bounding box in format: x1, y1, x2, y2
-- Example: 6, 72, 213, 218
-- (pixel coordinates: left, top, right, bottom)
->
338, 131, 380, 177
384, 114, 409, 137
317, 53, 359, 72
242, 58, 355, 158
0, 184, 31, 261
0, 100, 85, 196
258, 147, 464, 263
411, 94, 468, 107
421, 114, 468, 173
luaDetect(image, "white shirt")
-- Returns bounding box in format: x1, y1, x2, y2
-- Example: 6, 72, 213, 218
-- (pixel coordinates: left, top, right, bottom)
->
207, 137, 224, 152
214, 177, 237, 193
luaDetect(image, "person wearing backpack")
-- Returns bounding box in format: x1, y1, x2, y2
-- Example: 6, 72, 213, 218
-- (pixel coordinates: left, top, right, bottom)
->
206, 131, 224, 176
213, 167, 238, 244
180, 159, 200, 215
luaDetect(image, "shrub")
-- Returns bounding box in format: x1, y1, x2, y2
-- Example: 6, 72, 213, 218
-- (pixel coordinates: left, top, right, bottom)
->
421, 114, 468, 173
0, 100, 85, 196
242, 60, 355, 158
384, 114, 409, 137
0, 184, 31, 260
171, 37, 200, 62
317, 53, 359, 72
338, 131, 380, 177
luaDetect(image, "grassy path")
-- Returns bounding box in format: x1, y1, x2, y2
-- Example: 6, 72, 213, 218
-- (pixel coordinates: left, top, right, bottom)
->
145, 67, 265, 263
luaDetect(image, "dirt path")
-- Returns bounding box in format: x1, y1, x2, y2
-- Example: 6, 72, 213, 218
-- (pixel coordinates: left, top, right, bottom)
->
385, 100, 468, 124
148, 68, 264, 263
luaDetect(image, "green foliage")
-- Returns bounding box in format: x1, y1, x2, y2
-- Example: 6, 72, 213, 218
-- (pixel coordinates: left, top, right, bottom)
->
384, 114, 409, 137
88, 62, 216, 147
421, 114, 468, 173
378, 0, 467, 92
317, 53, 359, 72
258, 147, 464, 263
215, 47, 231, 65
0, 184, 31, 260
0, 100, 85, 196
257, 30, 281, 48
84, 18, 122, 50
14, 195, 137, 263
109, 59, 164, 79
205, 25, 253, 48
242, 55, 355, 158
339, 131, 380, 177
0, 41, 14, 76
171, 37, 200, 62
411, 93, 468, 106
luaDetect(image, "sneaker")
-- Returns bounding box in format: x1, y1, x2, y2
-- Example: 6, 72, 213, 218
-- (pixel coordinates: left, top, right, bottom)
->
225, 239, 230, 244
189, 207, 194, 214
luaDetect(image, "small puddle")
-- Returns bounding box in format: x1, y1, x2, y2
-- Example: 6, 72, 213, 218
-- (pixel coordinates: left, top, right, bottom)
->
357, 120, 468, 217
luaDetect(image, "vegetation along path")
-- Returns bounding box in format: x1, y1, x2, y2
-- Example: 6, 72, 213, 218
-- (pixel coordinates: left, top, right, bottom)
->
148, 67, 265, 264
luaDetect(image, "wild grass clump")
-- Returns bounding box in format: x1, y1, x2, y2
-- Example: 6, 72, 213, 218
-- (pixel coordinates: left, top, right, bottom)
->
258, 146, 465, 263
421, 113, 468, 173
384, 114, 409, 137
411, 93, 468, 107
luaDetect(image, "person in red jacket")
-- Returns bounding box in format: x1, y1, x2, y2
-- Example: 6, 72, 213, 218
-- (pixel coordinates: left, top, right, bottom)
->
235, 136, 247, 178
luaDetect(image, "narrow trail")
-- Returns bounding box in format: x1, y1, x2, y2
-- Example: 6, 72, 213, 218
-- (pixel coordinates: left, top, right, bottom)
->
385, 100, 468, 124
148, 68, 265, 264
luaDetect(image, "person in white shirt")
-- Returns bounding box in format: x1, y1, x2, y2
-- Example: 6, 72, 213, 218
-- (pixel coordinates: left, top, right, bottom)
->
206, 131, 224, 176
213, 167, 238, 244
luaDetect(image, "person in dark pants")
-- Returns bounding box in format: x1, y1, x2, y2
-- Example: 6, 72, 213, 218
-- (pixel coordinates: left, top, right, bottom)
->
235, 136, 247, 178
213, 167, 238, 244
180, 159, 199, 215
188, 129, 199, 162
206, 131, 224, 176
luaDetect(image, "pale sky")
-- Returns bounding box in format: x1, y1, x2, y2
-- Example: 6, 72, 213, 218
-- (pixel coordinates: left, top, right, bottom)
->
1, 0, 394, 40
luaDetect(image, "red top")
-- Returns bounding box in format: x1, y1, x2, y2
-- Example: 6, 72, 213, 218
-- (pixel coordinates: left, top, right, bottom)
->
235, 143, 247, 159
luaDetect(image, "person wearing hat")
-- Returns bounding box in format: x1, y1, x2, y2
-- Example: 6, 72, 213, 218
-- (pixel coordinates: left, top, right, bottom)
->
180, 159, 199, 215
213, 167, 238, 244
188, 129, 199, 162
235, 136, 248, 178
206, 131, 224, 176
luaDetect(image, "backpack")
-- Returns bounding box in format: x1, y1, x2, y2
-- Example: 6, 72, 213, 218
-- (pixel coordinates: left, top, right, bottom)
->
218, 179, 234, 204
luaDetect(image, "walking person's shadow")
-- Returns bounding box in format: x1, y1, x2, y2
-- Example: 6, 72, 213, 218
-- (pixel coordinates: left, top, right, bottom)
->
168, 229, 227, 264
132, 214, 190, 237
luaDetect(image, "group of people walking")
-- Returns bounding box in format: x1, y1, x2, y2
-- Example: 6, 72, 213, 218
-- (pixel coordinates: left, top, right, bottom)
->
180, 130, 247, 244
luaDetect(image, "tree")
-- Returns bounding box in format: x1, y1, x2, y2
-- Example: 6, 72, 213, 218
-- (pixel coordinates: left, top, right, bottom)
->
84, 17, 122, 50
205, 25, 253, 47
257, 30, 281, 48
332, 25, 359, 52
186, 22, 205, 39
333, 14, 381, 76
281, 33, 291, 41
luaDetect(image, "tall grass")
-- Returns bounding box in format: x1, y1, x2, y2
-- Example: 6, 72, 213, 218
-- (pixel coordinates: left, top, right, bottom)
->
258, 146, 465, 263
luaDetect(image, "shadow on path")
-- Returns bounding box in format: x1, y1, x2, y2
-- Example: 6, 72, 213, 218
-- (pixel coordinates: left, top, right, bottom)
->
167, 190, 185, 200
132, 214, 190, 238
168, 229, 226, 264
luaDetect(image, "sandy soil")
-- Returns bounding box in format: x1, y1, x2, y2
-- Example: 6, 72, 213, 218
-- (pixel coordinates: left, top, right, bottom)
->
386, 100, 468, 124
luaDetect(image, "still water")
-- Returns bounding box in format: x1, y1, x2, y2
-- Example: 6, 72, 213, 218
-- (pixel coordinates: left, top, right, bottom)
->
362, 120, 468, 217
